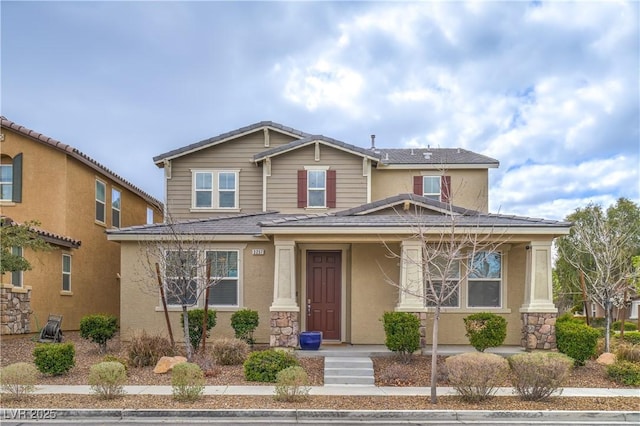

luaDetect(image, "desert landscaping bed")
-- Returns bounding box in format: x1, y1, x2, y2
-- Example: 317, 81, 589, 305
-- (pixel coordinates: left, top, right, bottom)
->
1, 332, 638, 411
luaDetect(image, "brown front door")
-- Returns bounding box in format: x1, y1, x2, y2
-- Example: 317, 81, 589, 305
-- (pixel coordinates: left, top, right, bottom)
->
306, 251, 341, 341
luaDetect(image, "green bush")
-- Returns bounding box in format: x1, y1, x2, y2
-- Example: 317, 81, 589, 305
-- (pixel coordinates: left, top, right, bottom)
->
231, 309, 259, 345
88, 361, 126, 399
508, 352, 573, 401
557, 312, 581, 324
618, 331, 640, 345
0, 362, 38, 400
181, 309, 216, 351
556, 320, 599, 366
211, 338, 249, 365
445, 352, 509, 402
607, 360, 640, 386
103, 354, 129, 374
589, 317, 606, 328
463, 312, 507, 352
171, 362, 205, 401
274, 366, 310, 402
127, 330, 175, 368
33, 343, 75, 375
79, 314, 118, 354
243, 349, 299, 382
616, 343, 640, 363
382, 311, 420, 363
612, 321, 638, 331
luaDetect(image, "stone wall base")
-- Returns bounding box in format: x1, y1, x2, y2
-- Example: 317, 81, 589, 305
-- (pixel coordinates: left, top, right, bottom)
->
270, 311, 299, 348
521, 312, 557, 350
411, 312, 429, 348
0, 286, 31, 335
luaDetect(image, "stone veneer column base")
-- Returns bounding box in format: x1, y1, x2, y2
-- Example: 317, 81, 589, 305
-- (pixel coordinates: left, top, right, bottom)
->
270, 311, 299, 348
411, 312, 429, 348
0, 286, 32, 335
521, 312, 557, 350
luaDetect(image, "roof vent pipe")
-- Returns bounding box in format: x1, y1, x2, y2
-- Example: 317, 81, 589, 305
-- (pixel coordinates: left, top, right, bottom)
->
370, 134, 376, 150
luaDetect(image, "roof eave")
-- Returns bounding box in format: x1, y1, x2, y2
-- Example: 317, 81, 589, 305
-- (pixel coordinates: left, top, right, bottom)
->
377, 163, 499, 170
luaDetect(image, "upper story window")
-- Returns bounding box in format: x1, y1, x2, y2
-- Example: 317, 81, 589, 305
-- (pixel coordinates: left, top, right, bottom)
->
297, 168, 336, 209
111, 188, 121, 228
413, 175, 451, 203
62, 254, 72, 291
0, 162, 13, 201
192, 170, 238, 210
146, 207, 154, 224
11, 247, 23, 287
96, 179, 106, 223
467, 251, 502, 308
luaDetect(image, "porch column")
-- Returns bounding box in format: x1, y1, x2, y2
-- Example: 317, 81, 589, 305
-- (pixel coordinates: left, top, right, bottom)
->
519, 240, 558, 350
269, 240, 299, 348
396, 240, 425, 311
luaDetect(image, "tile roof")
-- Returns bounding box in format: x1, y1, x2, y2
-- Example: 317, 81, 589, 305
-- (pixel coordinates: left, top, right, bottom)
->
153, 121, 311, 164
335, 193, 475, 216
376, 148, 499, 166
0, 117, 163, 211
0, 216, 81, 249
253, 135, 380, 162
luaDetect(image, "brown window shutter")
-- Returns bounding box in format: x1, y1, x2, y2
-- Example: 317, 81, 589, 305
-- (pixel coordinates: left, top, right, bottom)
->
297, 170, 307, 208
441, 175, 451, 203
327, 169, 336, 208
413, 176, 423, 195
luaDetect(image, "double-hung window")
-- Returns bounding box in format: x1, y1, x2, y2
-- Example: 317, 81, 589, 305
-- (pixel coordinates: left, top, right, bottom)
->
164, 250, 198, 306
62, 254, 72, 291
467, 251, 502, 308
422, 176, 441, 201
193, 170, 238, 209
11, 247, 23, 287
111, 188, 121, 228
206, 250, 239, 307
0, 163, 12, 201
95, 180, 106, 223
425, 257, 460, 307
307, 170, 326, 208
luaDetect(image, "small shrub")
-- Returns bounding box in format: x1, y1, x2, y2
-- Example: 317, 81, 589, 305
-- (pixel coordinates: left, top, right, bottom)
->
79, 314, 118, 354
616, 343, 640, 363
171, 362, 205, 402
379, 364, 412, 386
0, 362, 38, 400
244, 349, 299, 382
102, 354, 129, 374
508, 352, 573, 401
556, 320, 599, 366
181, 309, 216, 352
463, 312, 507, 352
127, 330, 175, 368
88, 361, 126, 399
381, 311, 420, 363
556, 312, 580, 324
33, 342, 75, 375
445, 352, 509, 402
607, 360, 640, 386
274, 366, 310, 402
211, 338, 249, 365
612, 320, 637, 331
618, 331, 640, 345
589, 317, 606, 328
231, 309, 259, 346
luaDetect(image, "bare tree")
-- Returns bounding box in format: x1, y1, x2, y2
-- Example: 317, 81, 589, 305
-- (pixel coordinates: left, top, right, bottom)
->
137, 217, 232, 361
382, 200, 503, 404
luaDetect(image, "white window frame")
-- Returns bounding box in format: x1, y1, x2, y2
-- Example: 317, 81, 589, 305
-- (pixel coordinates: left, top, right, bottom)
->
95, 179, 106, 223
62, 254, 72, 292
205, 249, 240, 308
146, 207, 154, 224
425, 258, 460, 308
467, 251, 503, 308
163, 250, 199, 307
0, 163, 12, 201
422, 176, 441, 201
306, 168, 327, 208
191, 169, 239, 211
111, 188, 121, 228
11, 246, 23, 287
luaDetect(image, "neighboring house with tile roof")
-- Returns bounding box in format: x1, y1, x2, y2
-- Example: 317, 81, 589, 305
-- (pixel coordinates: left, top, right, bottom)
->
108, 121, 570, 350
0, 117, 163, 334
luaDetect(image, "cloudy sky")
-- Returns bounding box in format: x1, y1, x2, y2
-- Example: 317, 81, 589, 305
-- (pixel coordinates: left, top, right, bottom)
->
2, 0, 638, 220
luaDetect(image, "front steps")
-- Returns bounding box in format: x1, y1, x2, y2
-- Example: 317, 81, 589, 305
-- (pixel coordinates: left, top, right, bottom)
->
324, 356, 374, 385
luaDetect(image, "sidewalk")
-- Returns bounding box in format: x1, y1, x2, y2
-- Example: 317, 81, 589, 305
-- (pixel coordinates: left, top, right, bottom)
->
31, 384, 640, 397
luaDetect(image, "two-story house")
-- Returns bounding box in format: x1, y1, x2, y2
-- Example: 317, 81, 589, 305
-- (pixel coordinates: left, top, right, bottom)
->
0, 117, 163, 334
108, 121, 570, 350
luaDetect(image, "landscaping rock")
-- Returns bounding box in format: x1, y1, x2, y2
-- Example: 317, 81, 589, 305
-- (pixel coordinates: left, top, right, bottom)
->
596, 352, 616, 365
153, 356, 187, 374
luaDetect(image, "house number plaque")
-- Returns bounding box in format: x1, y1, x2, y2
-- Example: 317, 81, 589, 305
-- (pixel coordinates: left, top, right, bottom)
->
252, 249, 265, 255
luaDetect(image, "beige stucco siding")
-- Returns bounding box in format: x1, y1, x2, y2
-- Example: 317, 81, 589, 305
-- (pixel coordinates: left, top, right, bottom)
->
119, 241, 276, 344
267, 144, 368, 213
371, 169, 489, 212
165, 131, 298, 219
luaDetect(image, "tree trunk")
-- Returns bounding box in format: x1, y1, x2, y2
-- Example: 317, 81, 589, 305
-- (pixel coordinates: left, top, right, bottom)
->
430, 307, 440, 404
182, 305, 193, 361
604, 300, 611, 353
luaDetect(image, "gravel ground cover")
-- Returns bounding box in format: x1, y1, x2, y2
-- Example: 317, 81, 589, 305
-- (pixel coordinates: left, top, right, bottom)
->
1, 332, 638, 411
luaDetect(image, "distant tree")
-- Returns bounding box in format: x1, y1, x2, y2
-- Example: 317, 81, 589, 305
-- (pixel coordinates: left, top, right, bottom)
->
555, 198, 640, 352
0, 217, 51, 275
